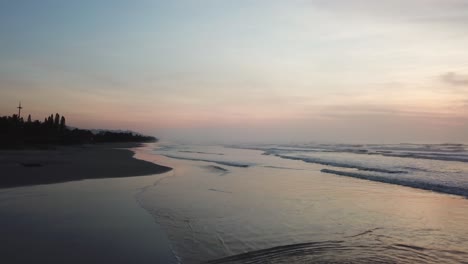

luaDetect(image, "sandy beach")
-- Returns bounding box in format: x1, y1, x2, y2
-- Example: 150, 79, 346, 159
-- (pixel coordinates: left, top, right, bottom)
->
0, 143, 172, 188
0, 143, 177, 264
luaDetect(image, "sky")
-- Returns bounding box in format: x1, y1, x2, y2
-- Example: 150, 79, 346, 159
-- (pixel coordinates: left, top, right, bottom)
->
1, 0, 468, 143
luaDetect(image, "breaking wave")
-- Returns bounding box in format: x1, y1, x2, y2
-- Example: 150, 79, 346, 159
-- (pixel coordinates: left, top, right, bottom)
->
162, 154, 251, 168
274, 154, 407, 174
242, 143, 468, 163
179, 150, 225, 156
379, 152, 468, 163
321, 169, 468, 198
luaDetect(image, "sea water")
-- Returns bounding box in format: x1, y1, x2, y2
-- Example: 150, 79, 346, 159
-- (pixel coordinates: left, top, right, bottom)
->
134, 142, 468, 263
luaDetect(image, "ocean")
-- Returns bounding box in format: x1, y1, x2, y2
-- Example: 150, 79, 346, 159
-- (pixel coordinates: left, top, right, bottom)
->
134, 142, 468, 263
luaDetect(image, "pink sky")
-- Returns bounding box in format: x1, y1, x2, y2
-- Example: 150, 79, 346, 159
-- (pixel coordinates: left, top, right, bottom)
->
1, 1, 468, 143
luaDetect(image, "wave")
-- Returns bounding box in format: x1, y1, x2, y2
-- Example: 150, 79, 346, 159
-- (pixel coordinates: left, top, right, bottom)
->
204, 239, 459, 264
262, 165, 305, 171
334, 150, 468, 163
237, 144, 468, 163
321, 169, 468, 198
320, 143, 465, 153
205, 240, 346, 264
179, 150, 225, 155
275, 154, 407, 174
369, 143, 466, 153
380, 152, 468, 163
162, 154, 251, 168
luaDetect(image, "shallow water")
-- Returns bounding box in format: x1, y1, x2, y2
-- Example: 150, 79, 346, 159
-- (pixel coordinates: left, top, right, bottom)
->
135, 142, 468, 263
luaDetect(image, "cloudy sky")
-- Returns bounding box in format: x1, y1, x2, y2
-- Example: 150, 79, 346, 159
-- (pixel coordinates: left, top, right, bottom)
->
1, 0, 468, 143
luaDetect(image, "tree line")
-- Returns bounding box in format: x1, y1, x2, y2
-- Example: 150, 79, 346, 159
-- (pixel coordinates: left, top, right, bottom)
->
0, 113, 156, 149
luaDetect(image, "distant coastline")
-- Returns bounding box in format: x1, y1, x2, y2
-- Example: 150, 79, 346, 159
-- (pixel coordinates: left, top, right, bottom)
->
0, 113, 156, 149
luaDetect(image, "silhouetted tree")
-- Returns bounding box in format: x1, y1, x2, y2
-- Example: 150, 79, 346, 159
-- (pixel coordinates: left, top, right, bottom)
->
60, 116, 66, 131
54, 113, 60, 128
47, 115, 53, 127
0, 112, 156, 148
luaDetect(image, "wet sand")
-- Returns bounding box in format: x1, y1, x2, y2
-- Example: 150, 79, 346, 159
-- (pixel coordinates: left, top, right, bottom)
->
0, 143, 177, 264
0, 143, 172, 188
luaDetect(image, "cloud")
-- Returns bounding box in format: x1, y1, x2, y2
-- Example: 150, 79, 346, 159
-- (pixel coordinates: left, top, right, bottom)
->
441, 72, 468, 86
310, 0, 468, 24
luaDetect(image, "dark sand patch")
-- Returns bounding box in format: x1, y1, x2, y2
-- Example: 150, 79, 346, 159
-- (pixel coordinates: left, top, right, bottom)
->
0, 143, 172, 188
205, 165, 229, 172
208, 188, 232, 194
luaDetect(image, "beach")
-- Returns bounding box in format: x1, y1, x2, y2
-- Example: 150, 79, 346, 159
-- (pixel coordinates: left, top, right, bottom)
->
0, 143, 171, 188
2, 142, 468, 264
0, 143, 177, 264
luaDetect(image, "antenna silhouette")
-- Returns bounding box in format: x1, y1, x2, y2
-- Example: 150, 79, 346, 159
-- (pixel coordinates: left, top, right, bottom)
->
17, 102, 23, 118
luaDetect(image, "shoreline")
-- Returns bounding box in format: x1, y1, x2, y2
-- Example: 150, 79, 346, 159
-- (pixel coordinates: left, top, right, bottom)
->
0, 142, 172, 189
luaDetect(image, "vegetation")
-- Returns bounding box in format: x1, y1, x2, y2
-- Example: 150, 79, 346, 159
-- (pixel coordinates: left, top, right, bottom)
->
0, 113, 156, 149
